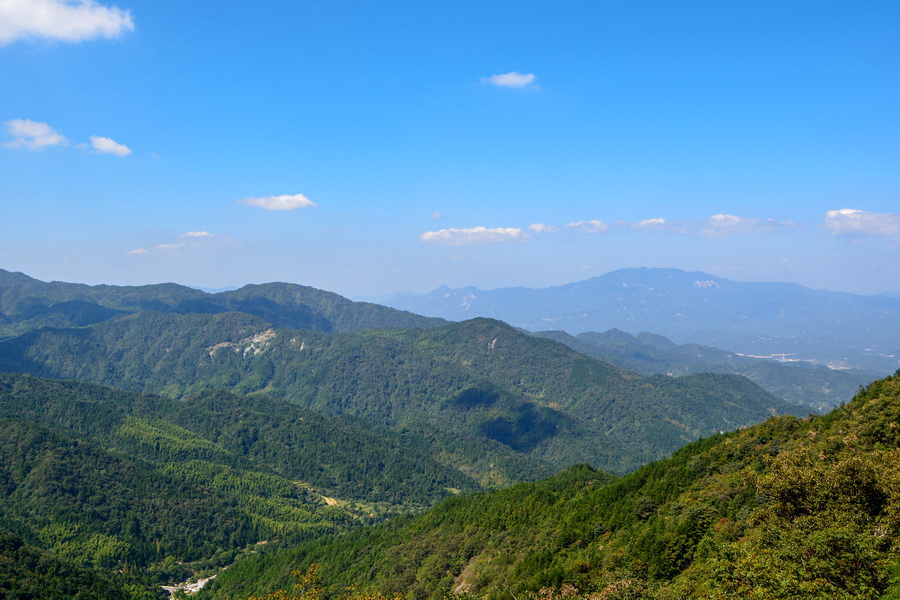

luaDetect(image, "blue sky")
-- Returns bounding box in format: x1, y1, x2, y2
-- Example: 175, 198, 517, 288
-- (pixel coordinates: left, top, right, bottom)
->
2, 0, 899, 297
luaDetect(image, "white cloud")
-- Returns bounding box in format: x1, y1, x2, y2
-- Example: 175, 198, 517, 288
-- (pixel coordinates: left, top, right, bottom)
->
3, 119, 69, 150
481, 71, 539, 89
529, 223, 560, 234
630, 217, 673, 231
700, 214, 794, 238
820, 209, 900, 238
89, 135, 131, 156
420, 226, 527, 246
237, 193, 317, 211
5, 121, 136, 157
430, 212, 444, 220
126, 248, 147, 255
629, 217, 696, 234
0, 0, 134, 45
181, 231, 216, 238
628, 214, 793, 238
565, 220, 609, 234
153, 243, 184, 251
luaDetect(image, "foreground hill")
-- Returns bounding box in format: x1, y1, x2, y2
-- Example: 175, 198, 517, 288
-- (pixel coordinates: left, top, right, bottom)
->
381, 267, 900, 372
0, 314, 805, 475
535, 328, 881, 411
199, 372, 900, 600
0, 268, 444, 338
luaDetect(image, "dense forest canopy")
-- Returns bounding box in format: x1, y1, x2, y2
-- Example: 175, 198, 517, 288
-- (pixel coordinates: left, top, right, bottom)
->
200, 372, 900, 600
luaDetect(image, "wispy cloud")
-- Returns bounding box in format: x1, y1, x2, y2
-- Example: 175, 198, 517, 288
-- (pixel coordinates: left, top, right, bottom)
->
481, 71, 539, 90
128, 232, 232, 256
629, 217, 674, 231
126, 243, 184, 255
420, 226, 527, 246
529, 223, 560, 234
237, 193, 317, 211
3, 119, 69, 150
701, 214, 791, 237
565, 220, 609, 234
820, 209, 900, 238
89, 135, 131, 156
527, 220, 608, 235
0, 0, 134, 45
629, 214, 794, 238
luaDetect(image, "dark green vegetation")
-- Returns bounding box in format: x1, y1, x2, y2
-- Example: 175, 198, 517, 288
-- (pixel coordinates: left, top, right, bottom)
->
0, 372, 506, 592
535, 328, 881, 412
0, 373, 484, 510
201, 372, 900, 600
0, 530, 158, 600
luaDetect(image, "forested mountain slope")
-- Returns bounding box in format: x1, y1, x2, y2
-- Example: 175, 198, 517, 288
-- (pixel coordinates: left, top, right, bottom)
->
0, 268, 444, 338
0, 530, 154, 600
201, 371, 900, 600
0, 314, 805, 475
0, 373, 492, 512
0, 373, 537, 592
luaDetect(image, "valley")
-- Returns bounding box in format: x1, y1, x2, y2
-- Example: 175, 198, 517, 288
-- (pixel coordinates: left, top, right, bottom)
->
0, 269, 897, 599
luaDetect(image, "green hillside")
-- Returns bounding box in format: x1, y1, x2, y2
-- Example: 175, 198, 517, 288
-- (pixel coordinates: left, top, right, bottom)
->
0, 314, 805, 475
200, 371, 900, 600
0, 373, 542, 592
0, 530, 157, 600
0, 373, 495, 510
0, 417, 258, 574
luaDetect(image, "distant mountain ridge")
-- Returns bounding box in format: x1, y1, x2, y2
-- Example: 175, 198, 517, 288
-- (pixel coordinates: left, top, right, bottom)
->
381, 267, 900, 371
0, 268, 445, 338
534, 328, 881, 411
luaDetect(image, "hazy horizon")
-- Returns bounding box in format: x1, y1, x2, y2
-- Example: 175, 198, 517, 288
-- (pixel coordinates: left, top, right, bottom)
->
6, 264, 900, 302
3, 1, 899, 298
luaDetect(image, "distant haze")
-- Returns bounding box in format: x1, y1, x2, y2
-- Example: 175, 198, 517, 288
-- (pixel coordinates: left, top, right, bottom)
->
381, 267, 900, 373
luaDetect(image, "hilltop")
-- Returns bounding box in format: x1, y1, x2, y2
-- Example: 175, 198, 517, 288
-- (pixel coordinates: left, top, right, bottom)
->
0, 268, 444, 338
